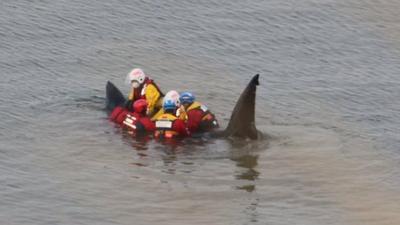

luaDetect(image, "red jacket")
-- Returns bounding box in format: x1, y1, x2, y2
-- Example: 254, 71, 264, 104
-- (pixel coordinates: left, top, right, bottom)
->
185, 102, 218, 133
122, 112, 155, 133
109, 107, 155, 133
186, 109, 205, 133
172, 119, 190, 137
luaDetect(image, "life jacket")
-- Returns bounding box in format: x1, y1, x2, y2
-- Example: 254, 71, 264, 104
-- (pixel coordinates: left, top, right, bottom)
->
128, 77, 164, 101
186, 101, 216, 122
151, 105, 187, 121
154, 113, 179, 139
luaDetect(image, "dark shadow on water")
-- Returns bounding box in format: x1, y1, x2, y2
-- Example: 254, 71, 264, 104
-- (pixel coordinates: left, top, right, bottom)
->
232, 154, 260, 192
120, 129, 152, 153
229, 139, 264, 224
229, 139, 268, 192
155, 138, 208, 175
130, 135, 151, 151
161, 153, 178, 175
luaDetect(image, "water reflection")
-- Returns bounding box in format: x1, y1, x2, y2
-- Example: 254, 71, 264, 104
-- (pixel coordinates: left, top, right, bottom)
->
231, 152, 261, 223
120, 130, 151, 154
161, 153, 178, 175
232, 154, 260, 192
228, 138, 264, 192
130, 135, 151, 151
157, 139, 206, 175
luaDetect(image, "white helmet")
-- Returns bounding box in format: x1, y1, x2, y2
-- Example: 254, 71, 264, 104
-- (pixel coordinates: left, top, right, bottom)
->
126, 68, 146, 88
163, 90, 181, 107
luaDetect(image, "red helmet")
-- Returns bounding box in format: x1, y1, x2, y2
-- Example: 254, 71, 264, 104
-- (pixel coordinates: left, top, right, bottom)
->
133, 99, 148, 114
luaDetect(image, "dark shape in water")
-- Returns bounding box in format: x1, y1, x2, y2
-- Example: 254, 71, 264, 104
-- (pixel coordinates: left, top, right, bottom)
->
215, 74, 260, 139
106, 74, 260, 139
106, 81, 126, 112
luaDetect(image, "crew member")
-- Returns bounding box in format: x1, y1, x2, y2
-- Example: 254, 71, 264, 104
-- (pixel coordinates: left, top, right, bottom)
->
154, 98, 189, 139
179, 92, 218, 133
121, 99, 155, 134
125, 68, 163, 116
151, 90, 186, 121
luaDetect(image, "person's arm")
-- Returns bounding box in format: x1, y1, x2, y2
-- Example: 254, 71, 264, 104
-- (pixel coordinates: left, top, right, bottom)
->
144, 84, 161, 115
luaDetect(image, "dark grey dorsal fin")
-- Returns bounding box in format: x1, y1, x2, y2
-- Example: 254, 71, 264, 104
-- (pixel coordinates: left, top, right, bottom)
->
222, 74, 260, 139
106, 81, 126, 112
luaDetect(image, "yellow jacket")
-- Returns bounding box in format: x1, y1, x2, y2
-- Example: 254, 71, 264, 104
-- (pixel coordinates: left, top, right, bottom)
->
186, 101, 205, 111
151, 105, 187, 121
128, 82, 162, 116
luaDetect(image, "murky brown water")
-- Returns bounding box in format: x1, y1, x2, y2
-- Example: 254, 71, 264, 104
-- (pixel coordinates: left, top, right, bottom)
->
1, 1, 400, 224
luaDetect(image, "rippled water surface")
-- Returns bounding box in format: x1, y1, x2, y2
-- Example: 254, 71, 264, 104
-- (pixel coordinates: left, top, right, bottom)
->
1, 1, 400, 225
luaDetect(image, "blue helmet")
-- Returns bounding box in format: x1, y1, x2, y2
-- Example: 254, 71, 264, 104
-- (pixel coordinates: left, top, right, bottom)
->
163, 99, 176, 110
179, 92, 195, 104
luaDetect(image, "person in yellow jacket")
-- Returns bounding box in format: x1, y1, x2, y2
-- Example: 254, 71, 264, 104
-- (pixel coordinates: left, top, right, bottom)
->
151, 90, 187, 121
154, 98, 190, 139
179, 92, 219, 133
125, 68, 163, 116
